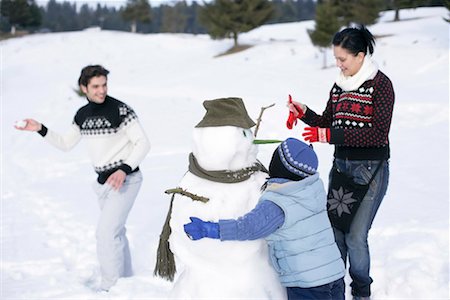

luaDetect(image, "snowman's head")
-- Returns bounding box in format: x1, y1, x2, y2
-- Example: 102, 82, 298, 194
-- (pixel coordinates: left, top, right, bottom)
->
192, 126, 258, 171
192, 97, 258, 171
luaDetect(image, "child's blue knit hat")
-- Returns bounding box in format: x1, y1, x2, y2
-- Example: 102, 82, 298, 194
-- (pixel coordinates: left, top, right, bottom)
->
269, 138, 318, 180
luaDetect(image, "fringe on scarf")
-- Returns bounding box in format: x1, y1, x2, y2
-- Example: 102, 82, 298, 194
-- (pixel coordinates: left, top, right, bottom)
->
153, 194, 176, 281
153, 188, 210, 281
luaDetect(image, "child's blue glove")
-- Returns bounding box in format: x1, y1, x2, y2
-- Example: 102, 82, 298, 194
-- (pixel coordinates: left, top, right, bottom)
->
184, 217, 220, 240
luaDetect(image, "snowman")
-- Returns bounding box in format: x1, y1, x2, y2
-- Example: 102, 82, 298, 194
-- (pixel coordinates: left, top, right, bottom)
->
154, 97, 286, 299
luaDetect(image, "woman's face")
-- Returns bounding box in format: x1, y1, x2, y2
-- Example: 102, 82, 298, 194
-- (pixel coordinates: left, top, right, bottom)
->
333, 45, 365, 77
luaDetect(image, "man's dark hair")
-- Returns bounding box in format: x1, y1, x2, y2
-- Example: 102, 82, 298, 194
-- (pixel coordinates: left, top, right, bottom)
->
78, 65, 110, 87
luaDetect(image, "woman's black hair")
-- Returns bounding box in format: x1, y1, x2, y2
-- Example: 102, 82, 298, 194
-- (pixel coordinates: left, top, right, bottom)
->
332, 24, 376, 56
78, 65, 109, 87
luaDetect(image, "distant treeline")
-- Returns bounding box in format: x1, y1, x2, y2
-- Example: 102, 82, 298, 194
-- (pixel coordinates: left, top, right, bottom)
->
0, 0, 444, 35
0, 0, 316, 34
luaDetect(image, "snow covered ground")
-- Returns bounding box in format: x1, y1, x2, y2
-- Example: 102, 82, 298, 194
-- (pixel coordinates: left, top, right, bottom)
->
1, 7, 448, 300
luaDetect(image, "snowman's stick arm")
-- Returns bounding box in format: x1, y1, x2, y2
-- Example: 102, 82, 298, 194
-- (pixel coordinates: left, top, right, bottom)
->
165, 187, 210, 203
254, 103, 275, 137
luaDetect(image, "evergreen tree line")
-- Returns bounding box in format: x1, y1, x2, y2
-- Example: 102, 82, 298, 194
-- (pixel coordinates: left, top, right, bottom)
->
1, 0, 445, 46
1, 0, 318, 34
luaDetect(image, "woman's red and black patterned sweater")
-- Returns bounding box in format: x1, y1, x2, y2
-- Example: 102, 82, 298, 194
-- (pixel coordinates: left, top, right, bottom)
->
302, 71, 395, 160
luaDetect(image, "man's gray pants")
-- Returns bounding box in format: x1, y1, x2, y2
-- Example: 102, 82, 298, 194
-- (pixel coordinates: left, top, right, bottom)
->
93, 171, 143, 290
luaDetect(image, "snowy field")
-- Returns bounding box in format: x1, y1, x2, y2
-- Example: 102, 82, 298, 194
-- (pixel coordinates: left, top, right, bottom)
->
1, 7, 449, 300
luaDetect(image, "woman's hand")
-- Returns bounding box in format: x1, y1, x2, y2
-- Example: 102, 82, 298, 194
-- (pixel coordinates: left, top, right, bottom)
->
303, 127, 330, 143
286, 95, 306, 129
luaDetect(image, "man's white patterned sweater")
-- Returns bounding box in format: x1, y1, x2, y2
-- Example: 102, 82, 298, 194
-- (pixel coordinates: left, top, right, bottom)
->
38, 96, 150, 183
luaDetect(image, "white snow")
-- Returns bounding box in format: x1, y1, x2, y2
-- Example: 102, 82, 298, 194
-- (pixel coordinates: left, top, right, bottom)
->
1, 7, 448, 299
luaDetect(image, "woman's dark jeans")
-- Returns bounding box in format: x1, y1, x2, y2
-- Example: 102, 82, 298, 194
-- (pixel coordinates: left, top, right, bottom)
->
331, 159, 389, 297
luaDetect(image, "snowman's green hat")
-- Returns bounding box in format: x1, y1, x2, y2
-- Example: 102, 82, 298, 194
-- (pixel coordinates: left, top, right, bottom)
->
195, 97, 256, 129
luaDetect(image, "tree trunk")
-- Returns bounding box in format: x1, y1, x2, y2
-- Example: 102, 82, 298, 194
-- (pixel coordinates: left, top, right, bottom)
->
394, 9, 400, 21
233, 32, 238, 47
131, 21, 137, 33
321, 48, 327, 69
11, 25, 16, 35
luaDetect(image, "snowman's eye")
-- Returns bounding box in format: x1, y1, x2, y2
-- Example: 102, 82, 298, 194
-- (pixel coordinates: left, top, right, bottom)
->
242, 130, 247, 137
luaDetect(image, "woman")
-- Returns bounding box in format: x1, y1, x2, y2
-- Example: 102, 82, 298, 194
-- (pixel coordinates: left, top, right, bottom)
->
288, 25, 394, 300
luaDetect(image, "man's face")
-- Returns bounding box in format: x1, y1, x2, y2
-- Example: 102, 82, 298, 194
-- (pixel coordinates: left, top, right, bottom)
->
81, 75, 107, 104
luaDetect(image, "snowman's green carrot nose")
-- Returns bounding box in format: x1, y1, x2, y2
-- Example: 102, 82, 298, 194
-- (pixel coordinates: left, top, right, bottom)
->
253, 139, 283, 144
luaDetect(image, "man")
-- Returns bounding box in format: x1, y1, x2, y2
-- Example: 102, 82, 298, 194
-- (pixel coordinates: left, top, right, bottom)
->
15, 65, 150, 291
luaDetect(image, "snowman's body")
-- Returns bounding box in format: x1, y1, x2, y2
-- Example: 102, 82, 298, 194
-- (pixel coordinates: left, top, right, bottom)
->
168, 126, 286, 299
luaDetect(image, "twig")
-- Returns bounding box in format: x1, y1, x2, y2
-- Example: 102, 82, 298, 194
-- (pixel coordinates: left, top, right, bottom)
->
165, 187, 209, 203
254, 103, 275, 137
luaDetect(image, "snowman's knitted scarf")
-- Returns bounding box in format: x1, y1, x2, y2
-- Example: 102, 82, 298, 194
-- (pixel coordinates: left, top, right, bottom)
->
154, 153, 268, 281
188, 153, 268, 183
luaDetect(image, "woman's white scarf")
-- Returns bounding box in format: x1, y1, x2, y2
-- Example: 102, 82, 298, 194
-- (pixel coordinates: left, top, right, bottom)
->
335, 55, 379, 91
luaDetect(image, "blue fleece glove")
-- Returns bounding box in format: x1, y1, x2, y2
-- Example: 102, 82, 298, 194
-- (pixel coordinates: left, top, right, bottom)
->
184, 217, 220, 240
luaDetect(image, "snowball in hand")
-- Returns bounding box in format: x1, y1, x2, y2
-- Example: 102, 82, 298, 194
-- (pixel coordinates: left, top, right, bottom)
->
15, 120, 27, 128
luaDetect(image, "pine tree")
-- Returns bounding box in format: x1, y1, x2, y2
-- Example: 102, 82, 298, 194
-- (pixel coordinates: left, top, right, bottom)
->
275, 0, 298, 23
297, 0, 316, 21
42, 0, 78, 32
186, 1, 207, 34
78, 4, 93, 29
349, 0, 384, 25
122, 0, 152, 33
1, 0, 41, 34
102, 7, 128, 32
307, 0, 340, 68
160, 2, 189, 33
199, 0, 274, 48
331, 0, 383, 26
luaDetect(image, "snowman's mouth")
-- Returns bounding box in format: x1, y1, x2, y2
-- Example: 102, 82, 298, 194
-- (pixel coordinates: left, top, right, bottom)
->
253, 139, 283, 144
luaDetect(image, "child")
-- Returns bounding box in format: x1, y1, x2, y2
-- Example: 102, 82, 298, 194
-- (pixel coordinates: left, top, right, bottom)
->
184, 138, 345, 300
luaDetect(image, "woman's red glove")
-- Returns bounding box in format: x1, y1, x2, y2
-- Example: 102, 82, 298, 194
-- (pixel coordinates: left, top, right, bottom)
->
302, 127, 330, 143
286, 94, 305, 129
